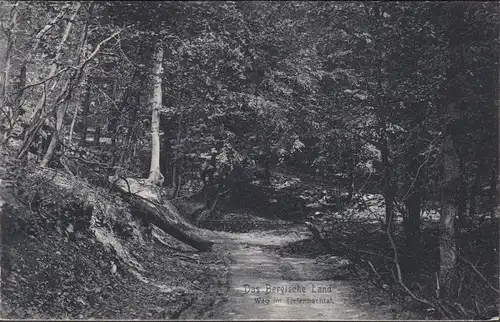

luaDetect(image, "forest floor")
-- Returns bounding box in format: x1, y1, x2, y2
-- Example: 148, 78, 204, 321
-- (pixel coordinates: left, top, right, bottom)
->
202, 220, 424, 320
0, 156, 231, 320
2, 150, 494, 320
1, 218, 232, 320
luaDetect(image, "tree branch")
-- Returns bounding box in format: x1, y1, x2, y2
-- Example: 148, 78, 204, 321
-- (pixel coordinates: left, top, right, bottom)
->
15, 27, 126, 95
386, 222, 452, 318
457, 253, 499, 294
31, 3, 71, 52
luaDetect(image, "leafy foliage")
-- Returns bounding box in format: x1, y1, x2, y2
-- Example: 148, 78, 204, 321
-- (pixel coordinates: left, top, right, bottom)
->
1, 1, 498, 319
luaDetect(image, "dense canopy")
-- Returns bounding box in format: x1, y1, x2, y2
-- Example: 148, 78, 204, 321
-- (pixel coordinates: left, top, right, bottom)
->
0, 1, 498, 320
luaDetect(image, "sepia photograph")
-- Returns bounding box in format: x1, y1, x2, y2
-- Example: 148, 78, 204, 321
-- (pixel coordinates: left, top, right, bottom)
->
0, 1, 498, 320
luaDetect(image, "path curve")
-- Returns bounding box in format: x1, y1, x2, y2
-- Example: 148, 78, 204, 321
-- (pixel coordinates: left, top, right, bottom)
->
208, 227, 400, 320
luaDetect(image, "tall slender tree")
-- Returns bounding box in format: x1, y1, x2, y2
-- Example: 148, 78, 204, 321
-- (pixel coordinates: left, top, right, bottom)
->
146, 42, 165, 185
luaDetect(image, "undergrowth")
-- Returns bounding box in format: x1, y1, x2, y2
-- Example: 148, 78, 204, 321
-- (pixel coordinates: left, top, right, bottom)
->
1, 159, 229, 319
280, 216, 499, 320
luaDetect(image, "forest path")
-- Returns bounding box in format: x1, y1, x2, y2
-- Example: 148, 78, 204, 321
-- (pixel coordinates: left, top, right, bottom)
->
205, 226, 400, 320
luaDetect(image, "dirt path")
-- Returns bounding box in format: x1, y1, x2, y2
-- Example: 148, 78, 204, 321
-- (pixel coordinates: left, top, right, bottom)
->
208, 227, 401, 320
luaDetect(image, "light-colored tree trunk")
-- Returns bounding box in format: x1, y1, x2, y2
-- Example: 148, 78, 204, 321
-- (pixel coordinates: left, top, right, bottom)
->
80, 81, 90, 144
28, 2, 81, 124
18, 3, 80, 158
30, 3, 70, 55
40, 99, 69, 167
17, 3, 118, 160
0, 4, 19, 127
39, 2, 86, 166
439, 133, 459, 296
1, 64, 26, 145
146, 43, 165, 186
2, 3, 69, 146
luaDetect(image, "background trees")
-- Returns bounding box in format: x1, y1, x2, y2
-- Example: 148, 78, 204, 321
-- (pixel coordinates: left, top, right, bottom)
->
1, 1, 498, 319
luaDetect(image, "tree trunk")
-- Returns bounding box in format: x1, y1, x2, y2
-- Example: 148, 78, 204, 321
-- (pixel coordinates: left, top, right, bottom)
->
171, 115, 183, 196
0, 5, 18, 126
111, 177, 212, 252
457, 157, 468, 227
375, 95, 394, 230
490, 165, 497, 218
204, 184, 217, 209
403, 171, 422, 278
469, 161, 481, 218
1, 63, 26, 145
108, 72, 137, 148
68, 103, 78, 143
402, 102, 427, 280
15, 64, 26, 106
159, 124, 170, 187
440, 133, 460, 296
30, 3, 70, 54
497, 96, 500, 220
93, 125, 100, 145
20, 74, 87, 162
172, 173, 181, 199
201, 151, 217, 208
18, 89, 47, 159
129, 195, 212, 252
404, 186, 421, 277
171, 116, 182, 186
347, 154, 355, 201
196, 192, 221, 223
17, 113, 46, 159
17, 3, 81, 158
381, 142, 394, 229
28, 2, 81, 124
70, 4, 93, 144
80, 82, 90, 145
40, 98, 69, 167
263, 144, 273, 186
457, 176, 468, 227
436, 9, 470, 296
171, 161, 178, 192
403, 135, 423, 279
115, 95, 139, 176
37, 75, 71, 166
497, 32, 500, 318
146, 43, 164, 186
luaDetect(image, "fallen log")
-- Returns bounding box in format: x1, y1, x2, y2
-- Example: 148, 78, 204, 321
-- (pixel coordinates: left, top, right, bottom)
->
110, 176, 213, 252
